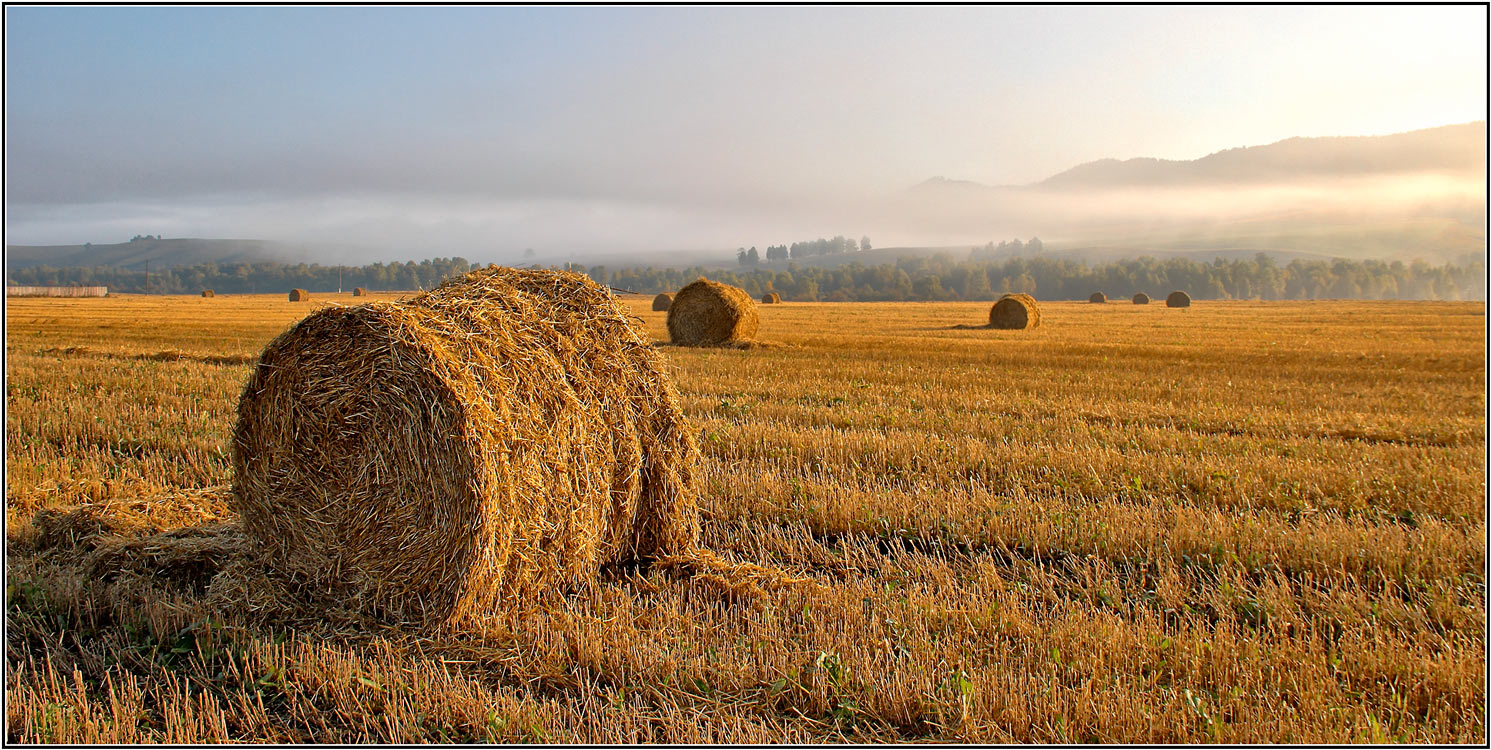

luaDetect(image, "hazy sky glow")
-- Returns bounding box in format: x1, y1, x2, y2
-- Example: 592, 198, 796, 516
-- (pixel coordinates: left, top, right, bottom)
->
4, 5, 1486, 258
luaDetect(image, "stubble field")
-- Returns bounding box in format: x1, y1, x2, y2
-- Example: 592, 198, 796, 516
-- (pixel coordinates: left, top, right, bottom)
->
4, 292, 1486, 743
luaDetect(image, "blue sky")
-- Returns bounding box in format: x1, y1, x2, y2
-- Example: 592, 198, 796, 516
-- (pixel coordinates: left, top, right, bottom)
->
5, 5, 1486, 257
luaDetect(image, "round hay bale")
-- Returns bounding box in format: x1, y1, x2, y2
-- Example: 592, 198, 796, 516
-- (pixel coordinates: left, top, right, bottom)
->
201, 289, 215, 298
232, 267, 701, 627
666, 278, 759, 346
1089, 292, 1107, 303
989, 293, 1042, 329
761, 291, 782, 304
353, 287, 368, 297
1166, 290, 1192, 308
652, 293, 672, 311
1132, 292, 1151, 305
288, 288, 309, 302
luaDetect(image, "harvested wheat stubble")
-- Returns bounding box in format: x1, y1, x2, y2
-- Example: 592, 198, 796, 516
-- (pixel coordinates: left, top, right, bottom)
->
1167, 290, 1192, 308
1133, 292, 1151, 305
1089, 292, 1107, 303
288, 288, 309, 302
666, 278, 759, 346
201, 289, 215, 298
354, 287, 368, 297
652, 293, 672, 311
761, 291, 782, 304
988, 293, 1042, 329
232, 267, 702, 627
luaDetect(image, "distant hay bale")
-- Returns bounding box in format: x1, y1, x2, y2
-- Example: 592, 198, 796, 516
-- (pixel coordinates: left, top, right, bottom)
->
989, 293, 1042, 330
761, 291, 782, 304
652, 293, 672, 311
201, 289, 215, 298
1133, 292, 1151, 305
666, 278, 759, 346
232, 267, 701, 627
288, 288, 309, 302
1166, 291, 1192, 308
353, 287, 368, 297
1089, 292, 1107, 303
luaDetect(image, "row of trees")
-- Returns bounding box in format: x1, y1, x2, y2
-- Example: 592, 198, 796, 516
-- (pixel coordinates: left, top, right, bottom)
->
8, 253, 1483, 301
737, 235, 871, 265
8, 258, 473, 295
601, 253, 1484, 302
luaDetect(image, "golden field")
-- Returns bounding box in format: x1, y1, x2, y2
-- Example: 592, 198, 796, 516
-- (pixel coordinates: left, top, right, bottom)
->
4, 291, 1486, 743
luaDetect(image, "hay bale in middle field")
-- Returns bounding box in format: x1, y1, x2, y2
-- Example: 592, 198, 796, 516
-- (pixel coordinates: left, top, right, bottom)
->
1089, 292, 1107, 303
1132, 292, 1151, 305
201, 289, 215, 298
288, 288, 309, 302
1166, 290, 1192, 308
761, 291, 782, 304
666, 278, 759, 346
353, 287, 368, 297
652, 293, 672, 311
989, 293, 1042, 329
232, 267, 702, 627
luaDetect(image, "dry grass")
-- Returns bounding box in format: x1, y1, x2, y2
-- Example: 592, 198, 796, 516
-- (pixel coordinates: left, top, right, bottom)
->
5, 293, 1485, 743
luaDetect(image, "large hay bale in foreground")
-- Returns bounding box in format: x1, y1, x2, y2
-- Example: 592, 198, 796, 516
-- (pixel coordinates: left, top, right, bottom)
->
667, 278, 759, 346
1166, 290, 1192, 308
761, 291, 782, 304
989, 293, 1042, 329
288, 288, 309, 302
353, 287, 368, 297
201, 289, 215, 298
1133, 292, 1151, 305
652, 293, 672, 311
232, 267, 701, 627
1089, 292, 1106, 303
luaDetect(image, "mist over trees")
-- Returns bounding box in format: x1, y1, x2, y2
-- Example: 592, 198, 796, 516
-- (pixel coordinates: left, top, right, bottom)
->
8, 252, 1483, 301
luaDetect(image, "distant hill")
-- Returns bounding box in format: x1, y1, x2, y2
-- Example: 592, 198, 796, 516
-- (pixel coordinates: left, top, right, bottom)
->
5, 237, 288, 270
1038, 121, 1486, 189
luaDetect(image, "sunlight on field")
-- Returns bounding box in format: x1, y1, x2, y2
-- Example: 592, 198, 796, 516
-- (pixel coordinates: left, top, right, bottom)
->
5, 292, 1485, 743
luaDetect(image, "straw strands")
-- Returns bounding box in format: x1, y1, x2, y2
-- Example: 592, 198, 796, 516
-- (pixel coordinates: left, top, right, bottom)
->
231, 267, 702, 627
666, 278, 759, 346
988, 293, 1042, 329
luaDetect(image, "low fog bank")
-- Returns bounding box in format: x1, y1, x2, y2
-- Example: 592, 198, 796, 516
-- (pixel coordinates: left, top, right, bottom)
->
5, 170, 1483, 269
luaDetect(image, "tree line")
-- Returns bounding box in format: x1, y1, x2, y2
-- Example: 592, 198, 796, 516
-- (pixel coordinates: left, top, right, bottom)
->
738, 235, 871, 265
8, 257, 473, 295
602, 253, 1484, 302
7, 252, 1483, 301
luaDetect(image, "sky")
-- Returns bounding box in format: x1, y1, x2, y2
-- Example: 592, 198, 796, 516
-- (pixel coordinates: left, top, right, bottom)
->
4, 5, 1487, 261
